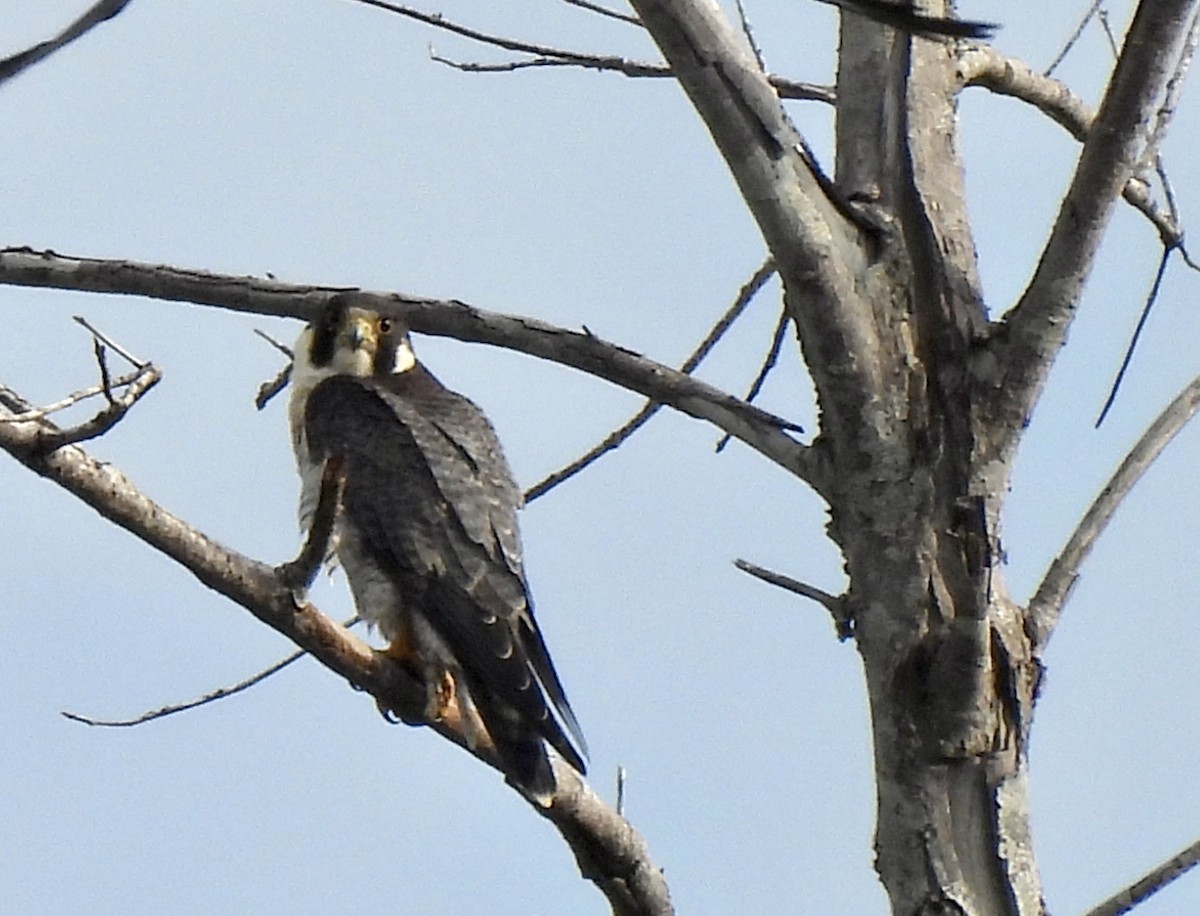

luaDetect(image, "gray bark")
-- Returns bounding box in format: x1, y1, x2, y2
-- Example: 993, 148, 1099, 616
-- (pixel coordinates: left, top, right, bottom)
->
625, 0, 1198, 912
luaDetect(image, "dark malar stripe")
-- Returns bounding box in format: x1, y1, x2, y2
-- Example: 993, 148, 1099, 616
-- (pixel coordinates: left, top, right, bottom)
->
309, 300, 348, 369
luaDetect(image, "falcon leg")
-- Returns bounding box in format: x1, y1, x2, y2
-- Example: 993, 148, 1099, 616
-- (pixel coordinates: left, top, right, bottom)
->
380, 633, 456, 723
276, 455, 346, 596
428, 669, 454, 722
376, 638, 491, 753
427, 668, 497, 759
373, 626, 424, 725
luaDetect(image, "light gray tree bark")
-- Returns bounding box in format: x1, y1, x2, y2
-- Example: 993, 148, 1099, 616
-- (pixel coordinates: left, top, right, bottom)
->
619, 0, 1197, 912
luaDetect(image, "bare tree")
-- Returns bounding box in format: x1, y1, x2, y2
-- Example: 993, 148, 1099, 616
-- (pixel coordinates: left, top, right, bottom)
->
2, 1, 1199, 914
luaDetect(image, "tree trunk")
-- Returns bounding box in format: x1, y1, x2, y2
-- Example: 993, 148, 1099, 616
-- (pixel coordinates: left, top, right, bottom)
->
628, 0, 1196, 911
830, 15, 1043, 915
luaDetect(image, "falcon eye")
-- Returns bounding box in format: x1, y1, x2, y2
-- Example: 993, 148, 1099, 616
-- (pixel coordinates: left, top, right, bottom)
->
379, 317, 394, 334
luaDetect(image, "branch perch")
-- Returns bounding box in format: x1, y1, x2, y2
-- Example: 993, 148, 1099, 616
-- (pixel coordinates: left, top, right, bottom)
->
0, 383, 672, 916
0, 247, 820, 490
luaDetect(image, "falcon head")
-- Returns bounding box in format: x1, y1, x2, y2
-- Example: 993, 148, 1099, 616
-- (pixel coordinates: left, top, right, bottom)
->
293, 300, 416, 386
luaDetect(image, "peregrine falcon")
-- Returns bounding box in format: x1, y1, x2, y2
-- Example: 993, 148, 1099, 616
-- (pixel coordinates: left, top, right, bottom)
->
288, 300, 588, 799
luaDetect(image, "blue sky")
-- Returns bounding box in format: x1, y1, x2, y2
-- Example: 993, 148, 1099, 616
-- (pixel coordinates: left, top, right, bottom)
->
2, 1, 1198, 914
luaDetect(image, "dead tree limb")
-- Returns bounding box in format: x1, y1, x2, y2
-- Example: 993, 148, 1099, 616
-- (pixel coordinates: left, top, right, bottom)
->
1027, 372, 1200, 649
0, 0, 134, 84
0, 247, 821, 491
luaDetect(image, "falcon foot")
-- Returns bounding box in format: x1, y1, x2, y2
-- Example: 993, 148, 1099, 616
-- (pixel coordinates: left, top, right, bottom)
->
274, 558, 315, 600
428, 669, 457, 723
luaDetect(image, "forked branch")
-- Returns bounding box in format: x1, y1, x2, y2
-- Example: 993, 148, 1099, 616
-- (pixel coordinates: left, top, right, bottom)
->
995, 0, 1199, 448
526, 257, 778, 502
959, 45, 1185, 247
352, 0, 834, 102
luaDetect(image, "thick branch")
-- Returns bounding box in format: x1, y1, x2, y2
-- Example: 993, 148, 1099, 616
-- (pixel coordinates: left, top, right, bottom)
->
0, 247, 820, 489
993, 0, 1199, 446
0, 390, 672, 916
958, 45, 1184, 246
1027, 373, 1200, 649
625, 0, 889, 449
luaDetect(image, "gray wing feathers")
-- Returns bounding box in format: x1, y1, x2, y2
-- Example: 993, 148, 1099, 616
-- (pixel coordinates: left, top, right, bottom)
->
380, 388, 526, 594
303, 374, 587, 775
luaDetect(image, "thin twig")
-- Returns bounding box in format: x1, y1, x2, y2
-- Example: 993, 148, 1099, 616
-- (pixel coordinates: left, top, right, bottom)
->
1098, 11, 1119, 57
0, 0, 134, 83
734, 558, 850, 638
1135, 9, 1200, 175
427, 44, 669, 78
735, 0, 767, 72
1182, 244, 1200, 272
1029, 373, 1200, 649
1155, 157, 1181, 225
429, 51, 572, 74
561, 0, 641, 27
351, 0, 614, 59
616, 766, 626, 816
1044, 0, 1103, 76
254, 329, 294, 410
716, 305, 791, 452
18, 318, 163, 450
1082, 836, 1200, 916
73, 314, 146, 367
525, 258, 777, 502
428, 46, 834, 101
0, 370, 144, 424
93, 339, 116, 405
33, 364, 161, 449
1094, 247, 1172, 428
254, 328, 293, 359
60, 617, 360, 727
